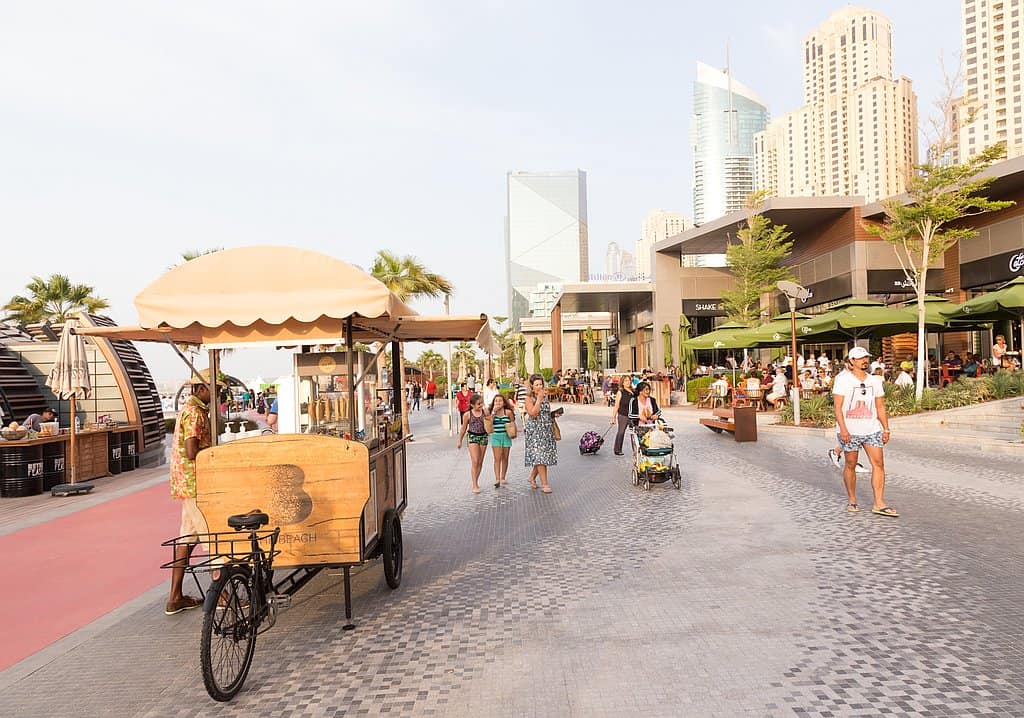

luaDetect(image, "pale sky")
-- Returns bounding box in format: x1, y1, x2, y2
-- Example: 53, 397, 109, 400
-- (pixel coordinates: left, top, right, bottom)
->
0, 1, 961, 383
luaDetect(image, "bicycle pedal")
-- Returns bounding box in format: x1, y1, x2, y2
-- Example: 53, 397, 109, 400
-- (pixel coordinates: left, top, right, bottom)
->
269, 594, 292, 609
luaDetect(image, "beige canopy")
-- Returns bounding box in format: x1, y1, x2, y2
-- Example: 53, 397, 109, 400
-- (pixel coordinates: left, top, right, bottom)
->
76, 246, 496, 348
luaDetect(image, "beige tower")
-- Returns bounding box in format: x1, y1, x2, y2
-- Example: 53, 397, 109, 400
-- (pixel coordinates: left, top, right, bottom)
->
754, 6, 918, 202
959, 0, 1024, 160
638, 210, 690, 280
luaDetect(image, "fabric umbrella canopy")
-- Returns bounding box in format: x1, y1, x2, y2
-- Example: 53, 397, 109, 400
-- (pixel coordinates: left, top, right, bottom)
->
793, 298, 946, 343
678, 315, 696, 379
516, 335, 528, 378
941, 276, 1024, 352
532, 337, 543, 374
45, 319, 93, 489
583, 327, 598, 371
661, 325, 673, 368
741, 312, 813, 346
681, 322, 758, 350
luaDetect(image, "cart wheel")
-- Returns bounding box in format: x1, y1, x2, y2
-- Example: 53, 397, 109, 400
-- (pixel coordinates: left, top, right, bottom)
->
710, 427, 724, 434
382, 509, 403, 589
643, 479, 650, 491
201, 565, 257, 702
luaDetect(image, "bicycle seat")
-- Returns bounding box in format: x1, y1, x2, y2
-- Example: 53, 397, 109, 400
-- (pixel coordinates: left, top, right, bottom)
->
227, 512, 270, 531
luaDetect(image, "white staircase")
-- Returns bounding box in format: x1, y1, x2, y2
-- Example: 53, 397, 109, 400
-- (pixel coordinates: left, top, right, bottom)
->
891, 397, 1024, 446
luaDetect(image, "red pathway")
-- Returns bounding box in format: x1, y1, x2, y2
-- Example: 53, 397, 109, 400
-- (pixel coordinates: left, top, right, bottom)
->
0, 483, 180, 672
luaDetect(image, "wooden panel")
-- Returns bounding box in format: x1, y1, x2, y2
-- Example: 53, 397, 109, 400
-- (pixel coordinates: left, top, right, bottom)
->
195, 434, 370, 568
75, 431, 110, 481
786, 208, 872, 267
0, 349, 48, 423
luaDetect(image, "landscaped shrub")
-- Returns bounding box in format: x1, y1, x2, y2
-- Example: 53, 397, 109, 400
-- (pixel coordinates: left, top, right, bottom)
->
686, 376, 713, 403
988, 369, 1024, 400
883, 384, 917, 416
778, 393, 835, 427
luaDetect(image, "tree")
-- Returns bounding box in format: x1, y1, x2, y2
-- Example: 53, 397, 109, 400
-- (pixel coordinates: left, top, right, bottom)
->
417, 349, 446, 379
4, 274, 109, 324
865, 143, 1012, 400
370, 250, 454, 435
720, 192, 795, 326
452, 341, 479, 380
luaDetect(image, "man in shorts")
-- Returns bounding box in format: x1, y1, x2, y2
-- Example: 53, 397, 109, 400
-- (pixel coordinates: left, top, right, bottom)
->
166, 376, 215, 614
832, 347, 897, 517
425, 378, 437, 409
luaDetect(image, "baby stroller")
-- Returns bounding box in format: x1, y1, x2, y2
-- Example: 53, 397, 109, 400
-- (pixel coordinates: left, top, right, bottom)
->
578, 426, 611, 455
629, 422, 681, 491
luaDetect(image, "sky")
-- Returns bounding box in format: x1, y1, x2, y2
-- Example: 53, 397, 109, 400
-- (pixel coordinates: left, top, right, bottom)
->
0, 1, 962, 384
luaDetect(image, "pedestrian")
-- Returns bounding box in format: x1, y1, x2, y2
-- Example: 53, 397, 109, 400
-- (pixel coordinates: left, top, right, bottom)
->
166, 377, 215, 615
456, 393, 490, 494
467, 372, 476, 392
488, 393, 516, 488
515, 378, 528, 421
412, 382, 421, 411
482, 378, 499, 410
455, 383, 472, 415
426, 377, 437, 409
827, 360, 868, 474
524, 373, 558, 493
832, 347, 897, 517
628, 381, 663, 423
610, 379, 633, 455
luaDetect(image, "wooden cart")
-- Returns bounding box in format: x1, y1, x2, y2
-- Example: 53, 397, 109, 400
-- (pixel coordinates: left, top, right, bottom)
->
80, 246, 497, 700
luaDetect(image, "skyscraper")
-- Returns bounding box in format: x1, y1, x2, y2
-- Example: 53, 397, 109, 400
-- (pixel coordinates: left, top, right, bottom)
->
692, 61, 769, 225
958, 0, 1024, 160
606, 242, 623, 276
754, 7, 918, 203
505, 170, 589, 329
638, 210, 690, 280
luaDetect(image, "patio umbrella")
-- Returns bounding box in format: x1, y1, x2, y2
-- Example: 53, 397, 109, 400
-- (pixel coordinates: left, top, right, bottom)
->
678, 314, 696, 379
532, 336, 543, 375
942, 276, 1024, 352
45, 319, 93, 493
516, 335, 528, 378
794, 298, 947, 343
681, 322, 757, 350
583, 327, 598, 371
661, 324, 673, 368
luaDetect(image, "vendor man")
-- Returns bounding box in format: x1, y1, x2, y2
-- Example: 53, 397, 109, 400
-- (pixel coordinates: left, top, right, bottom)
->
166, 376, 217, 616
23, 407, 56, 432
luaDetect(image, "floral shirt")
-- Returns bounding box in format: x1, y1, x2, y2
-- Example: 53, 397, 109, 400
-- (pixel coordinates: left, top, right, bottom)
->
170, 396, 211, 500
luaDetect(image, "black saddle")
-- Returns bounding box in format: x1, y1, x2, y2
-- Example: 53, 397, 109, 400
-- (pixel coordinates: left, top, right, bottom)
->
227, 511, 270, 531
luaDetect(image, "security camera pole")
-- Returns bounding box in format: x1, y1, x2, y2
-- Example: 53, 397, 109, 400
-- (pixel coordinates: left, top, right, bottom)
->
777, 280, 810, 426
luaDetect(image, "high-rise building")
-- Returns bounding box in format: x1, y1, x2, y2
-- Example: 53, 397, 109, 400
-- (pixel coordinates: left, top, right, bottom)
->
506, 170, 589, 329
606, 242, 623, 276
638, 210, 690, 279
754, 7, 918, 203
620, 250, 637, 280
959, 0, 1024, 161
692, 61, 769, 225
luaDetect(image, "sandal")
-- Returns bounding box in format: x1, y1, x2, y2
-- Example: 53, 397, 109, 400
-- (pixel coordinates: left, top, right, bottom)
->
872, 506, 899, 517
846, 503, 860, 512
541, 486, 552, 494
528, 479, 538, 489
494, 481, 500, 489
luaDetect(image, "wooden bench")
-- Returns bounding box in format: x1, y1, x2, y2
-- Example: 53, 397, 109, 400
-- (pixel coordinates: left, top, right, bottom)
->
699, 406, 757, 442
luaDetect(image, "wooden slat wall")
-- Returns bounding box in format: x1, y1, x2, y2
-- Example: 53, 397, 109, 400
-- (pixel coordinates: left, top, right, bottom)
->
0, 348, 48, 423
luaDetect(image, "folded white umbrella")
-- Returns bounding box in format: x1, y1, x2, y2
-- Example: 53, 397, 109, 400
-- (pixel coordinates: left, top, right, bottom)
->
46, 319, 92, 487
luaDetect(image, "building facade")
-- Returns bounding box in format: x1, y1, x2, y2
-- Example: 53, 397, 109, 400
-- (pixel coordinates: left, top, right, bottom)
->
754, 6, 918, 204
605, 242, 622, 276
638, 210, 690, 280
505, 170, 589, 329
959, 0, 1024, 161
692, 61, 769, 226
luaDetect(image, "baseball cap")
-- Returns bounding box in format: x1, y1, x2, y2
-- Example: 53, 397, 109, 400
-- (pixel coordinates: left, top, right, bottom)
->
848, 347, 871, 360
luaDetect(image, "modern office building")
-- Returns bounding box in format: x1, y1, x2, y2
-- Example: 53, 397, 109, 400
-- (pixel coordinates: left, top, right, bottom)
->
606, 242, 623, 276
692, 61, 769, 226
754, 6, 918, 203
958, 0, 1024, 161
638, 210, 690, 280
505, 170, 589, 329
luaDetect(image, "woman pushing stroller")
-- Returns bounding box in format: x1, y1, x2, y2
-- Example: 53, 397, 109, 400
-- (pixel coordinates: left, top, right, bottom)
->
627, 381, 662, 426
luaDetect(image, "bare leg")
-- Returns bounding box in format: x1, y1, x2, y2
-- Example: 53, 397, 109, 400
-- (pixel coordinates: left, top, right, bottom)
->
491, 445, 503, 486
498, 447, 510, 484
537, 464, 550, 491
528, 465, 538, 488
469, 443, 485, 492
861, 444, 887, 509
842, 451, 859, 505
169, 542, 196, 602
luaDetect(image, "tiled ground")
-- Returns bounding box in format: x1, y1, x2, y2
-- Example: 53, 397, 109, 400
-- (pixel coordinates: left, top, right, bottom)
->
1, 404, 1022, 717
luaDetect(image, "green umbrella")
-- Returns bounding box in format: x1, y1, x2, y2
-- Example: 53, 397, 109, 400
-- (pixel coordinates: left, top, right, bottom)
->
682, 321, 757, 350
516, 334, 528, 378
794, 298, 947, 343
532, 336, 543, 374
942, 276, 1024, 351
678, 314, 696, 378
742, 312, 813, 346
584, 326, 598, 371
661, 324, 673, 368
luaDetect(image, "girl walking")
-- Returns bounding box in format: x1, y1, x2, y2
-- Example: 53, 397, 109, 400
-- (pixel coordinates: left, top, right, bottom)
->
456, 393, 491, 494
489, 393, 516, 488
524, 374, 557, 493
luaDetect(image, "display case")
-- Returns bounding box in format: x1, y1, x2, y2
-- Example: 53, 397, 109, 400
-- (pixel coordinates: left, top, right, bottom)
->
295, 351, 389, 446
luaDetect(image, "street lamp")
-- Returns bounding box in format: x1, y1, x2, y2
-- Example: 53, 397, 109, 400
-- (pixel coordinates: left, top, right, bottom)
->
777, 280, 811, 425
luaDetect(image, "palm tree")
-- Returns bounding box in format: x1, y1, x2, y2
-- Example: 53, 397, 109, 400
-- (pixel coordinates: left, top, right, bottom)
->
417, 349, 446, 379
4, 274, 109, 324
370, 250, 454, 435
169, 247, 223, 270
452, 341, 479, 381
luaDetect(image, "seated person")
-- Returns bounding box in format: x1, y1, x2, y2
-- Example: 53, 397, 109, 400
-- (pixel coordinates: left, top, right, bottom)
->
900, 355, 915, 373
745, 372, 762, 392
766, 368, 789, 408
710, 374, 730, 397
23, 407, 56, 432
799, 370, 818, 392
894, 368, 914, 387
962, 354, 979, 376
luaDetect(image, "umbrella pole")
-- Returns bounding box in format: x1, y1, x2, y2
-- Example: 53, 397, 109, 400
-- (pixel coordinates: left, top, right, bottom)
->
69, 394, 77, 485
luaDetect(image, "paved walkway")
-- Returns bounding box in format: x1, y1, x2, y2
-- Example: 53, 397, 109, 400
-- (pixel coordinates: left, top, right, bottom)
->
1, 404, 1022, 716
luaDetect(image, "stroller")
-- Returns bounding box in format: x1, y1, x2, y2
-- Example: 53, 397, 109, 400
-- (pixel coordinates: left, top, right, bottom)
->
578, 426, 611, 455
629, 422, 681, 491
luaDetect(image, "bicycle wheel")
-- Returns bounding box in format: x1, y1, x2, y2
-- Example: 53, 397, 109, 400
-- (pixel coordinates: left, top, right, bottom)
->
382, 509, 403, 589
200, 565, 257, 702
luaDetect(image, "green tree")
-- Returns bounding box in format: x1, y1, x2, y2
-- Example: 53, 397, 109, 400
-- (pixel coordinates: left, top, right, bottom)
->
417, 349, 446, 379
720, 192, 795, 326
865, 143, 1012, 400
4, 274, 110, 324
452, 341, 479, 380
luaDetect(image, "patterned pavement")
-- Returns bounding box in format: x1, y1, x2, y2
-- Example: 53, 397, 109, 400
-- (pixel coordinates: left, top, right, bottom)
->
1, 403, 1022, 717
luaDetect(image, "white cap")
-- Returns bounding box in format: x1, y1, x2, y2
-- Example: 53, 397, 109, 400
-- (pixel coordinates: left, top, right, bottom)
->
848, 347, 871, 360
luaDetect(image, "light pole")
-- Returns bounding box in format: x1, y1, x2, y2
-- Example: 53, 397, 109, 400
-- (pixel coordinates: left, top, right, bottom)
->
445, 295, 454, 437
777, 280, 810, 426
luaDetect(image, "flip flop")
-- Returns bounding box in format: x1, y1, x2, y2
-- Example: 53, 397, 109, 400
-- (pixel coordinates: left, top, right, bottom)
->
872, 506, 899, 517
541, 486, 552, 494
846, 503, 860, 512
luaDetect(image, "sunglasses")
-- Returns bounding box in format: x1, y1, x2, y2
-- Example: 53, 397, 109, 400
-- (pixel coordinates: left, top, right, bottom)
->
859, 382, 867, 395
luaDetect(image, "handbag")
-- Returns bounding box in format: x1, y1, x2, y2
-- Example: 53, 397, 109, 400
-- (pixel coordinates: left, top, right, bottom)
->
552, 419, 561, 441
505, 411, 517, 439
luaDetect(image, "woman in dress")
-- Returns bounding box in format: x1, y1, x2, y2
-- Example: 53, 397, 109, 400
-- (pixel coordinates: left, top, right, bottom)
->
456, 393, 491, 494
524, 374, 556, 494
489, 393, 515, 488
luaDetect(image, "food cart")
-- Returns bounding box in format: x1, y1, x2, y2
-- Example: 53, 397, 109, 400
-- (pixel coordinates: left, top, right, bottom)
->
79, 246, 496, 701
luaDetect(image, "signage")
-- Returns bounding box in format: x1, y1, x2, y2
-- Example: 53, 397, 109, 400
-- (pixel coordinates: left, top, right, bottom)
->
866, 269, 944, 294
588, 272, 648, 282
682, 299, 727, 317
775, 273, 852, 313
960, 247, 1024, 288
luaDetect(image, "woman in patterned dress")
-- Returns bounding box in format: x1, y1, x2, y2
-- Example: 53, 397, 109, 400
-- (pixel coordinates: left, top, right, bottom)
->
524, 374, 557, 494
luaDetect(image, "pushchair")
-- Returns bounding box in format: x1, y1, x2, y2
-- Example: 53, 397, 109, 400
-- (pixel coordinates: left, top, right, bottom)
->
629, 422, 681, 491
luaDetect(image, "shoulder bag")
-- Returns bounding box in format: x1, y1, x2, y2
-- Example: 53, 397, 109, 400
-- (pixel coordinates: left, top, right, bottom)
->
551, 419, 561, 441
505, 411, 517, 439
